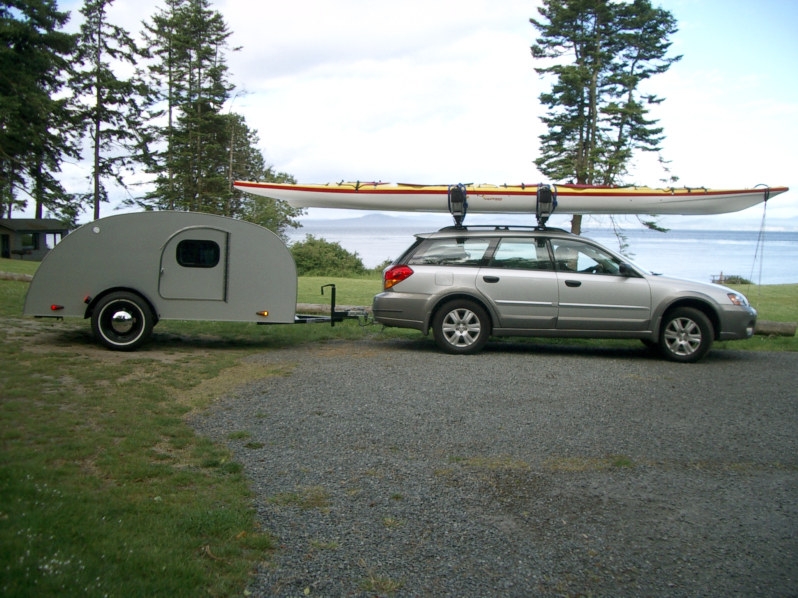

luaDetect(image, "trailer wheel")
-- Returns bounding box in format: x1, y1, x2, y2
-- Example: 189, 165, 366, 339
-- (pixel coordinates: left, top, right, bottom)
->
91, 291, 154, 351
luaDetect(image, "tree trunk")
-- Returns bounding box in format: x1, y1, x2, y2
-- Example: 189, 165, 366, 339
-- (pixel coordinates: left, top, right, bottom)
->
570, 214, 582, 235
755, 321, 797, 337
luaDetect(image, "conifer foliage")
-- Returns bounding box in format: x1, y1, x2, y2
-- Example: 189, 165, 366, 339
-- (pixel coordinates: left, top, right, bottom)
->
530, 0, 681, 232
0, 0, 77, 220
1, 0, 301, 236
136, 0, 302, 236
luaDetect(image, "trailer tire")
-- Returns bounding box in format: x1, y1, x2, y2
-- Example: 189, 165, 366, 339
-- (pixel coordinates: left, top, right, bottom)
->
91, 291, 154, 351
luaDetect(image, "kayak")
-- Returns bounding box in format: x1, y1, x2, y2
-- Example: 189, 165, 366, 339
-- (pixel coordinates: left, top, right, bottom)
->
233, 181, 789, 215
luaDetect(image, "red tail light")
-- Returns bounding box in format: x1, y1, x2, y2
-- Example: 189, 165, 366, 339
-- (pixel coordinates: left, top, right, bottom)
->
383, 265, 414, 290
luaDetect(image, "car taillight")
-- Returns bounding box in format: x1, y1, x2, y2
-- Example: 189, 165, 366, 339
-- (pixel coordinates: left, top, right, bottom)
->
384, 265, 414, 290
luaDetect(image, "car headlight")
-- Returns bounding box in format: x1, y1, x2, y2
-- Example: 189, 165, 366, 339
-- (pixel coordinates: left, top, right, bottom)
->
727, 292, 749, 307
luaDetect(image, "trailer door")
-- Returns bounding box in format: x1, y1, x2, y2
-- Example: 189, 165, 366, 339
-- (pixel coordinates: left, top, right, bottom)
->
159, 228, 229, 301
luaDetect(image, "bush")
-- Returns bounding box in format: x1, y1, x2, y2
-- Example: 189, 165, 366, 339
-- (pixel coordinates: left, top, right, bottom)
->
290, 235, 366, 276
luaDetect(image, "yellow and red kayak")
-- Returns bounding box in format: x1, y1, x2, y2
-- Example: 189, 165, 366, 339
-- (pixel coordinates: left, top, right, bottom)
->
234, 181, 788, 215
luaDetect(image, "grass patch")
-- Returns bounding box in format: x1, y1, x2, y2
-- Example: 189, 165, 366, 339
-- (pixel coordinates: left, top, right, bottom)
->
545, 455, 636, 472
298, 275, 381, 306
382, 516, 404, 529
0, 256, 38, 275
0, 341, 277, 596
461, 455, 531, 471
267, 486, 332, 511
1, 260, 285, 594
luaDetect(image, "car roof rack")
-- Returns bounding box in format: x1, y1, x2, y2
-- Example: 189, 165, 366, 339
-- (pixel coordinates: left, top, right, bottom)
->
447, 182, 558, 228
437, 224, 568, 233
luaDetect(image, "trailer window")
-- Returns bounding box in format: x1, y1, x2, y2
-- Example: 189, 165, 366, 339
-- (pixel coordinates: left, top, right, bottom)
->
176, 239, 220, 268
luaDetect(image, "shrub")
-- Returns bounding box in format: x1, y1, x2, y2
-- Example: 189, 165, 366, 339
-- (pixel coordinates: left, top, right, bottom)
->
290, 235, 366, 276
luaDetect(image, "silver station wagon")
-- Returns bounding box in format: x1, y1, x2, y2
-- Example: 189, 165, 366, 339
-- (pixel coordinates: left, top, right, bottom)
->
372, 225, 757, 362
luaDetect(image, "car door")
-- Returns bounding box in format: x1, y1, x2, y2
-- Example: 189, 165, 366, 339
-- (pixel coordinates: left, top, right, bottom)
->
551, 238, 651, 331
476, 236, 558, 329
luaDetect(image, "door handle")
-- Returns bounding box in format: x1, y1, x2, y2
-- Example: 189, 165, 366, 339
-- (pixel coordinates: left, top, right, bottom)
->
482, 276, 500, 283
565, 280, 581, 287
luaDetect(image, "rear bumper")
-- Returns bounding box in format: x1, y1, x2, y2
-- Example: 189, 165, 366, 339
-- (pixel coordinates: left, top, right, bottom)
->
372, 292, 427, 332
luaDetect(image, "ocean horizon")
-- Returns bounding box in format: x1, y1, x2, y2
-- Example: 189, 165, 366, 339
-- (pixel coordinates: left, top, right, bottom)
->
287, 214, 797, 285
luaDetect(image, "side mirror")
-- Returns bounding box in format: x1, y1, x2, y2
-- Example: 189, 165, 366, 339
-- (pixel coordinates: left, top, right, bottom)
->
619, 262, 634, 277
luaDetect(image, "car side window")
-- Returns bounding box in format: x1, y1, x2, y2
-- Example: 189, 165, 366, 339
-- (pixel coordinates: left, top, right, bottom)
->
551, 239, 622, 275
407, 237, 490, 266
490, 237, 553, 270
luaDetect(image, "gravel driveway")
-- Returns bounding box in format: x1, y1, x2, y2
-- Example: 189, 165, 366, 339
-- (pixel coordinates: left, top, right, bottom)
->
190, 339, 797, 597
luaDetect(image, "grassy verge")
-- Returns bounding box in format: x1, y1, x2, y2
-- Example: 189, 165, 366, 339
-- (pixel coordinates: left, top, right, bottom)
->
1, 283, 277, 595
0, 259, 795, 595
0, 263, 404, 596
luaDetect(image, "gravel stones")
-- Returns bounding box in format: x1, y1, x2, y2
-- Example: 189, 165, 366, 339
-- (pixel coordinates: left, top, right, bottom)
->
190, 340, 798, 597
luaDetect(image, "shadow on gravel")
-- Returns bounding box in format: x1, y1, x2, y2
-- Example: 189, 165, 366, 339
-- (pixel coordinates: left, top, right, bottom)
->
25, 318, 761, 364
380, 335, 760, 363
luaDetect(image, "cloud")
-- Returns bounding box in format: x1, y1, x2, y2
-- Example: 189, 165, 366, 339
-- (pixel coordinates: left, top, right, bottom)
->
33, 0, 798, 228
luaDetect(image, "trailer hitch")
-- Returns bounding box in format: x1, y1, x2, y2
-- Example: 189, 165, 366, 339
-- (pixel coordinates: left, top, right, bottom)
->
293, 284, 371, 326
321, 283, 343, 326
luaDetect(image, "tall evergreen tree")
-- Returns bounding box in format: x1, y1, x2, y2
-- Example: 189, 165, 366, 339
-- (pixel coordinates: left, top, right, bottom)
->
0, 0, 77, 219
71, 0, 150, 220
137, 0, 302, 235
138, 0, 188, 210
140, 0, 234, 213
531, 0, 680, 233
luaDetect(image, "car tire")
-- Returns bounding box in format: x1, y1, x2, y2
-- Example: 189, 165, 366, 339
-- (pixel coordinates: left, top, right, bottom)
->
432, 299, 490, 354
91, 291, 154, 351
659, 306, 713, 363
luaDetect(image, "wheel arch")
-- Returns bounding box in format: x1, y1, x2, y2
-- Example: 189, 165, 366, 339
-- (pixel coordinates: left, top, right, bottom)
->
85, 287, 159, 325
657, 298, 720, 340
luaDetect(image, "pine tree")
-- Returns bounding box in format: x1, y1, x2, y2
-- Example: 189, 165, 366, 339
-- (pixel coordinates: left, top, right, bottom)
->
70, 0, 150, 220
531, 0, 680, 233
137, 0, 302, 236
0, 0, 77, 220
138, 0, 188, 210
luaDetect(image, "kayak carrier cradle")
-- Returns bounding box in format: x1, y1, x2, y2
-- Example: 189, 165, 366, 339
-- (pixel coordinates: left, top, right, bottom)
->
447, 182, 558, 228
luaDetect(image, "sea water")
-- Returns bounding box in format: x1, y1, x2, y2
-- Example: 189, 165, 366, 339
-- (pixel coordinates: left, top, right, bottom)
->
287, 216, 797, 285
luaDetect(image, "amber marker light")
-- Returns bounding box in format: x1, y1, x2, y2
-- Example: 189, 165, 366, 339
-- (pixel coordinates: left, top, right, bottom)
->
255, 310, 269, 317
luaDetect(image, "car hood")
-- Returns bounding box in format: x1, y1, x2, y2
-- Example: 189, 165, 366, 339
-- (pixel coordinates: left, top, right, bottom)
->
644, 273, 739, 300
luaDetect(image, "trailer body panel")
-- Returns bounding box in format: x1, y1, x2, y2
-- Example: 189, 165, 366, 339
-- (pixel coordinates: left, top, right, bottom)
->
24, 211, 297, 324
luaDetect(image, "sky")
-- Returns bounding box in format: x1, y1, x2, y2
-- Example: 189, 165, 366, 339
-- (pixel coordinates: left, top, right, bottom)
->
42, 0, 798, 231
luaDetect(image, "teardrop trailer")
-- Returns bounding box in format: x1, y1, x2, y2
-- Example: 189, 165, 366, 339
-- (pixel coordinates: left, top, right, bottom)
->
23, 211, 361, 350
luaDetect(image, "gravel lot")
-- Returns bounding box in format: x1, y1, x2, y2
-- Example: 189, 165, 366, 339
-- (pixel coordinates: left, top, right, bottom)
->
190, 339, 798, 597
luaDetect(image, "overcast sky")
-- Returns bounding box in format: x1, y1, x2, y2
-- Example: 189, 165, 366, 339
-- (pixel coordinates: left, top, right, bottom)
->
49, 0, 798, 230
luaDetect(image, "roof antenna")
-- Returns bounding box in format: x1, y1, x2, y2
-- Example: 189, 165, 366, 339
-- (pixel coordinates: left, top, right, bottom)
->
448, 184, 468, 228
536, 183, 557, 227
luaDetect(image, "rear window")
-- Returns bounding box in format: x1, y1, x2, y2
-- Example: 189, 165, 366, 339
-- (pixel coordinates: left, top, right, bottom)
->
176, 239, 220, 268
407, 237, 490, 266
